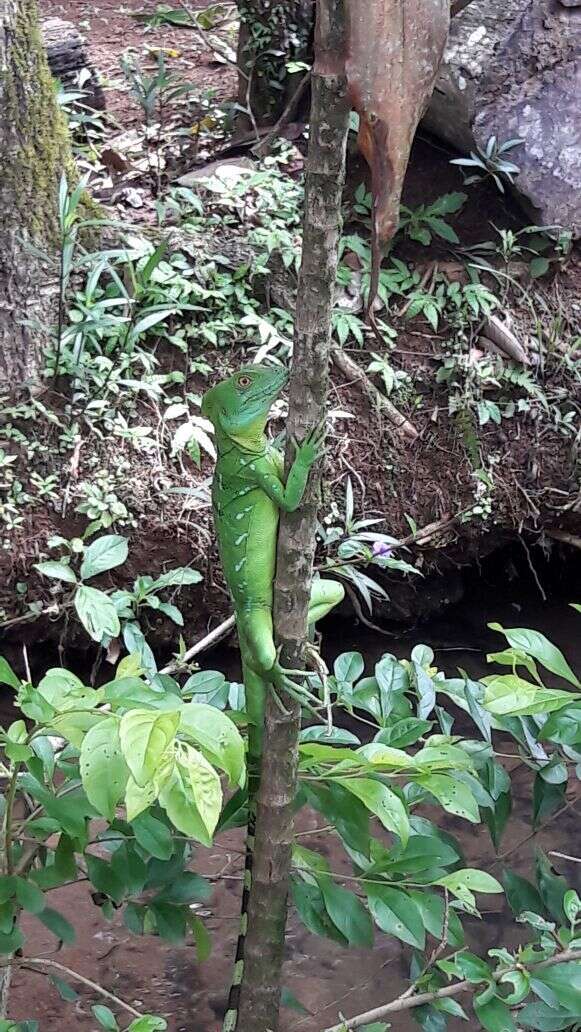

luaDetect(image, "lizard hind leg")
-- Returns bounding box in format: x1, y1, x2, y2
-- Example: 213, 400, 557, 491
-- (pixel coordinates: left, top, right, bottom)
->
307, 577, 345, 626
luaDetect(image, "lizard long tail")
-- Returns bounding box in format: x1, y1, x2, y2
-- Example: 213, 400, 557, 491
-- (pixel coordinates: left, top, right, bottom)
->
222, 805, 255, 1032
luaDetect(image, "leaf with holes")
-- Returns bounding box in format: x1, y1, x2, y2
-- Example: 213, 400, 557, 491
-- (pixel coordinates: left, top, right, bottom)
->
80, 717, 129, 820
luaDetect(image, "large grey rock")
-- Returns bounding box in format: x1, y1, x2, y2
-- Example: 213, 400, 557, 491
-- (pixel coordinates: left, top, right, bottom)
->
423, 0, 581, 236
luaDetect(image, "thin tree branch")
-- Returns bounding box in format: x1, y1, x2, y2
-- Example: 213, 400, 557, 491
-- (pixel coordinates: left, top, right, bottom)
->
160, 614, 236, 674
323, 949, 581, 1031
2, 957, 143, 1018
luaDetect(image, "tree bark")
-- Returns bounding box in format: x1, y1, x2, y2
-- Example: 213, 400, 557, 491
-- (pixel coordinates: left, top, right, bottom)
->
0, 0, 73, 389
236, 0, 314, 127
234, 3, 350, 1030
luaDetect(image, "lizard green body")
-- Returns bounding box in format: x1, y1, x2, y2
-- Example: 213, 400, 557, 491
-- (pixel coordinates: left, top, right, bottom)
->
201, 365, 344, 1032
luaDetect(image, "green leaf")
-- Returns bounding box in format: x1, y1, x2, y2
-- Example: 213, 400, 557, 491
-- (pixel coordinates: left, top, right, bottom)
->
75, 585, 120, 643
132, 813, 174, 860
415, 773, 480, 823
85, 855, 127, 905
34, 560, 77, 584
80, 535, 128, 580
367, 885, 425, 948
540, 706, 581, 745
375, 717, 432, 748
336, 777, 409, 844
318, 877, 374, 947
488, 625, 581, 688
179, 703, 245, 786
533, 774, 565, 828
119, 709, 179, 787
190, 913, 212, 962
382, 834, 460, 875
15, 877, 45, 915
300, 726, 360, 746
519, 1002, 581, 1030
280, 988, 309, 1015
483, 675, 577, 716
408, 890, 464, 947
302, 782, 369, 854
533, 963, 581, 1014
430, 191, 467, 214
154, 872, 211, 906
454, 952, 492, 983
437, 869, 503, 896
564, 889, 581, 924
91, 1004, 119, 1031
159, 743, 221, 845
291, 878, 347, 945
127, 1018, 168, 1032
49, 975, 78, 1002
535, 850, 567, 923
502, 869, 544, 918
0, 925, 24, 954
80, 718, 129, 820
530, 257, 550, 279
38, 907, 76, 944
334, 652, 364, 683
152, 568, 202, 590
474, 995, 516, 1032
0, 656, 19, 689
428, 217, 460, 243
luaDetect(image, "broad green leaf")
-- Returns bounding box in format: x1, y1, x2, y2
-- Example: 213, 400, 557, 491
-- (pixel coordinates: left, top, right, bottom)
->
34, 560, 77, 584
125, 776, 157, 822
454, 952, 492, 983
375, 655, 408, 720
408, 889, 464, 947
127, 1018, 168, 1032
540, 705, 581, 745
75, 585, 120, 643
519, 1002, 581, 1030
334, 651, 364, 683
302, 782, 369, 854
190, 913, 212, 962
474, 995, 516, 1032
535, 850, 567, 923
533, 963, 581, 1014
0, 656, 19, 689
132, 814, 173, 860
356, 743, 414, 769
300, 726, 360, 746
383, 835, 460, 875
154, 872, 211, 906
336, 777, 409, 844
119, 709, 179, 787
533, 774, 565, 827
413, 662, 436, 720
37, 668, 98, 712
415, 773, 480, 823
15, 877, 45, 915
85, 855, 127, 905
291, 878, 347, 945
179, 703, 245, 786
0, 925, 24, 954
437, 869, 503, 897
483, 675, 578, 716
366, 885, 425, 948
80, 535, 128, 580
151, 567, 201, 590
50, 709, 106, 748
80, 718, 129, 820
38, 907, 75, 944
92, 1004, 119, 1031
502, 869, 544, 918
375, 717, 432, 749
489, 624, 581, 687
318, 877, 374, 947
159, 743, 221, 845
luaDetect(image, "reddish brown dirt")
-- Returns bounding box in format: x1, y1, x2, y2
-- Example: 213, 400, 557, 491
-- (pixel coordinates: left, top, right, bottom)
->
41, 0, 237, 125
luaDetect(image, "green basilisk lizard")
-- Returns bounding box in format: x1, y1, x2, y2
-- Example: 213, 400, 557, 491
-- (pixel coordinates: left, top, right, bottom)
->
201, 364, 344, 1032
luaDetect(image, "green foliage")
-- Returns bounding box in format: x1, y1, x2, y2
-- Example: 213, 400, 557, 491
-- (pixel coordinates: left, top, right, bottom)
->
451, 136, 524, 194
398, 192, 467, 246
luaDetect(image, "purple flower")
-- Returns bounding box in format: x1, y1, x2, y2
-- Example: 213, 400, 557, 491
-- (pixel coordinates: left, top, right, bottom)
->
372, 540, 393, 558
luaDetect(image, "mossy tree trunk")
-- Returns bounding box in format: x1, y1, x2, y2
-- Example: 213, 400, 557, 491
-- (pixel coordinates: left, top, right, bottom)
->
0, 0, 72, 389
236, 0, 314, 127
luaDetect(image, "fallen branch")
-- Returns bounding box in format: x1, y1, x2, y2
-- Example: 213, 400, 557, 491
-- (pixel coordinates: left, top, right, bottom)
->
1, 957, 143, 1019
331, 346, 419, 440
252, 70, 311, 156
323, 948, 581, 1031
160, 614, 236, 674
546, 528, 581, 550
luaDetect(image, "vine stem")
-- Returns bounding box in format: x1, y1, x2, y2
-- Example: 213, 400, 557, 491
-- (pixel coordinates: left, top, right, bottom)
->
1, 957, 143, 1019
323, 948, 581, 1031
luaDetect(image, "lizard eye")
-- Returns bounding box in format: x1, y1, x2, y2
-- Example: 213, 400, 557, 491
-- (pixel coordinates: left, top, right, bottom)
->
237, 375, 251, 388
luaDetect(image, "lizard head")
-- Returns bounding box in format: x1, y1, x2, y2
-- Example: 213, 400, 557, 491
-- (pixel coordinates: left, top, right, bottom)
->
201, 364, 289, 437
